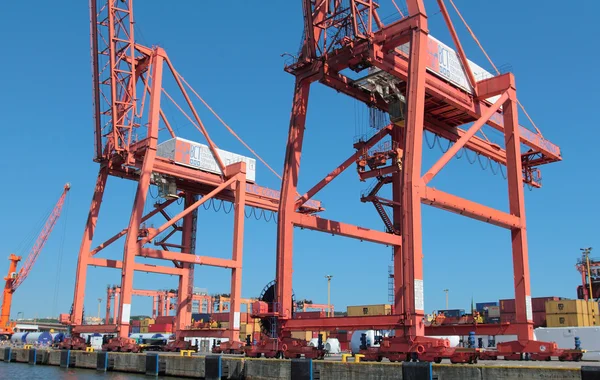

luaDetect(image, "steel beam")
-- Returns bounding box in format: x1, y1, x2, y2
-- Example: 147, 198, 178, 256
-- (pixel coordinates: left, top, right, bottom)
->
421, 187, 521, 229
291, 214, 401, 246
296, 125, 391, 208
138, 248, 239, 268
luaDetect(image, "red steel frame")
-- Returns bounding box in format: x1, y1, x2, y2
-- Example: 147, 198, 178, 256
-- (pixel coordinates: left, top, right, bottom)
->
70, 0, 322, 342
273, 0, 562, 357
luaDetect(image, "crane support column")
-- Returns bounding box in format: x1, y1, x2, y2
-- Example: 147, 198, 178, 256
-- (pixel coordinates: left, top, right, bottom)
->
72, 168, 107, 325
176, 193, 195, 334
400, 19, 428, 339
118, 52, 164, 338
229, 169, 247, 341
503, 85, 534, 341
277, 79, 311, 319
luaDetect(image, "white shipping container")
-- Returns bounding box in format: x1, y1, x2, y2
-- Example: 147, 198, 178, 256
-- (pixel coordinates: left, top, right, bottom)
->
535, 327, 600, 361
157, 137, 256, 182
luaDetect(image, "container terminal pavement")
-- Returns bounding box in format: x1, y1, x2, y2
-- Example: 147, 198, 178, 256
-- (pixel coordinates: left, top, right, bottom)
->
0, 346, 599, 380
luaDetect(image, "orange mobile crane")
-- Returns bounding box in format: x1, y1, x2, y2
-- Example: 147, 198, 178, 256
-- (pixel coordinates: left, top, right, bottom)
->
0, 184, 70, 338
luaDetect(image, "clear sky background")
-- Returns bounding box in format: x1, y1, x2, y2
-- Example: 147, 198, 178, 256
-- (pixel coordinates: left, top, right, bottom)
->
0, 0, 598, 320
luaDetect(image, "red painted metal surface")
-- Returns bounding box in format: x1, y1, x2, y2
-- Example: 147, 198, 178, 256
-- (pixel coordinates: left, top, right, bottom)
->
70, 0, 307, 345
266, 0, 565, 362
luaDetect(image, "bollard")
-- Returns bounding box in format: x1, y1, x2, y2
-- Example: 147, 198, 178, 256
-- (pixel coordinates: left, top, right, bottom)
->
341, 354, 353, 363
205, 355, 222, 380
291, 358, 313, 380
28, 349, 36, 365
403, 361, 432, 380
354, 354, 365, 362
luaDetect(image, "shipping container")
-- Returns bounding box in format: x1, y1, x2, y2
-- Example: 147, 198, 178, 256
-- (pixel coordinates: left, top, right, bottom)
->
294, 311, 326, 319
157, 137, 257, 182
291, 331, 312, 341
487, 306, 500, 318
131, 326, 141, 334
131, 320, 141, 327
191, 313, 211, 323
500, 299, 516, 314
140, 318, 155, 327
546, 314, 590, 328
155, 316, 175, 325
438, 309, 465, 318
220, 322, 230, 329
140, 327, 149, 333
546, 300, 598, 315
148, 323, 173, 333
500, 313, 516, 323
532, 297, 561, 312
533, 311, 546, 327
347, 304, 392, 317
476, 302, 498, 312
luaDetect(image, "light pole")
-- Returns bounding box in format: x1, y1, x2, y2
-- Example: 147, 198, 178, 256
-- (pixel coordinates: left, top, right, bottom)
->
581, 247, 593, 301
325, 275, 333, 317
443, 289, 449, 309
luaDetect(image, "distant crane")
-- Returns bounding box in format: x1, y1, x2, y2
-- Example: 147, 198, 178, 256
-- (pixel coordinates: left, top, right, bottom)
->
0, 184, 70, 337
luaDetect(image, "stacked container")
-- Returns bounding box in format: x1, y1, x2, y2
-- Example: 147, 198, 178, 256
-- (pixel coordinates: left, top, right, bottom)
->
131, 319, 141, 334
545, 300, 599, 327
140, 318, 154, 333
347, 304, 392, 316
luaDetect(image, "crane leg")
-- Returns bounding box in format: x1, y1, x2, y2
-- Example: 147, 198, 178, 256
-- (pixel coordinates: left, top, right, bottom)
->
72, 166, 108, 326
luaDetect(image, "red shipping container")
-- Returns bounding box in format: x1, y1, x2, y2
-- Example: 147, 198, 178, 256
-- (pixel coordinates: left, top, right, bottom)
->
295, 311, 325, 319
131, 320, 141, 327
500, 299, 516, 313
211, 312, 249, 323
155, 316, 175, 325
500, 313, 516, 323
148, 323, 173, 333
533, 311, 546, 327
532, 297, 561, 313
212, 313, 229, 322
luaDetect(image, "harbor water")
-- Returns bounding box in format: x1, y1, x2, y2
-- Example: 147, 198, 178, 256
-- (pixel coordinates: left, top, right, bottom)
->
0, 361, 166, 379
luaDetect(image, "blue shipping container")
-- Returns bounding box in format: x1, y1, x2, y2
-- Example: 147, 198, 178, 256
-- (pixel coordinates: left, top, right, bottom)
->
131, 326, 140, 334
438, 309, 465, 318
476, 302, 499, 312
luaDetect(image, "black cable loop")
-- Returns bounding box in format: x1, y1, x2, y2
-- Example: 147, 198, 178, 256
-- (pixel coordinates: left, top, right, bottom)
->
425, 131, 436, 149
244, 207, 251, 218
212, 199, 223, 212
223, 201, 233, 214
255, 209, 264, 221
489, 159, 498, 175
500, 164, 507, 179
455, 147, 464, 159
465, 148, 476, 164
477, 153, 489, 170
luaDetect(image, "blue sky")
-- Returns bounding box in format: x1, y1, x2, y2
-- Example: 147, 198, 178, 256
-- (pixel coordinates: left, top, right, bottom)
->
0, 0, 598, 320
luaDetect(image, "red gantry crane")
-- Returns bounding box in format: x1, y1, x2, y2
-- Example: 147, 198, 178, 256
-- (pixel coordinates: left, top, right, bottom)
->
245, 0, 582, 362
67, 0, 320, 352
0, 183, 70, 338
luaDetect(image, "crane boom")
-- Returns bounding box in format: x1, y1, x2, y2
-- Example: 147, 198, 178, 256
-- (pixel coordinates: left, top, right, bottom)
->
0, 183, 71, 332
